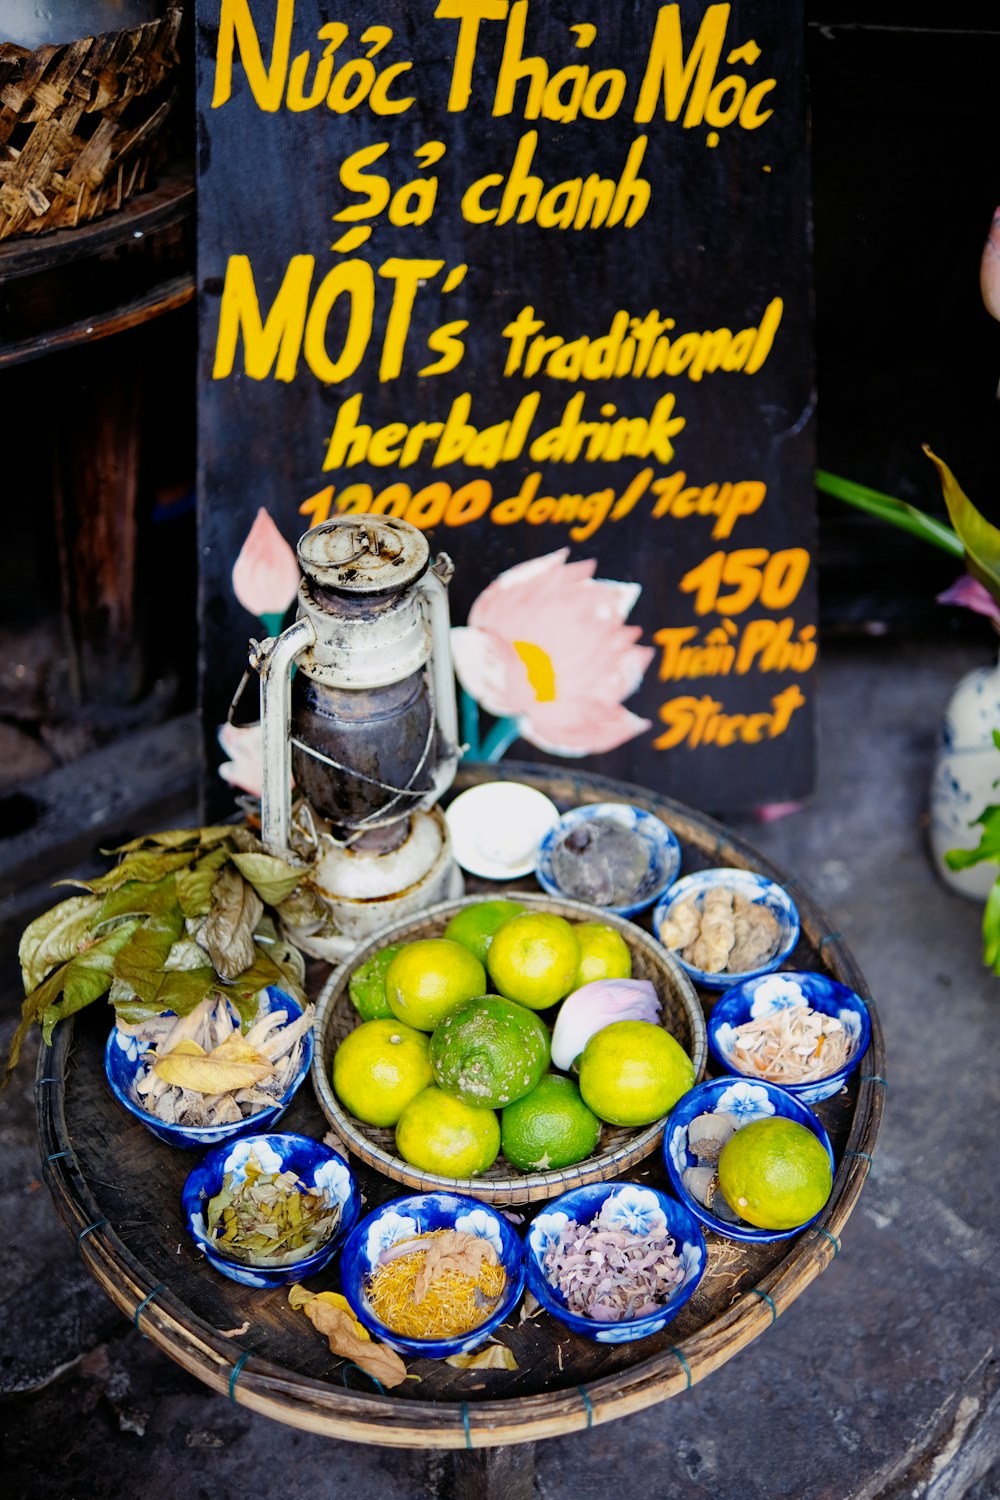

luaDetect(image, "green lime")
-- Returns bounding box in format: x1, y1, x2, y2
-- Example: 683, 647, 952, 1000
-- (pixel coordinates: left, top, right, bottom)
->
717, 1116, 833, 1230
331, 1018, 433, 1127
573, 922, 632, 987
384, 938, 487, 1031
348, 943, 402, 1021
430, 994, 550, 1109
394, 1086, 501, 1177
577, 1020, 694, 1127
500, 1074, 601, 1172
443, 899, 526, 966
486, 912, 580, 1011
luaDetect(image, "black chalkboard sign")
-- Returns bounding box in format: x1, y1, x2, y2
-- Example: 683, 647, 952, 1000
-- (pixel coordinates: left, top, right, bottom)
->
196, 0, 815, 815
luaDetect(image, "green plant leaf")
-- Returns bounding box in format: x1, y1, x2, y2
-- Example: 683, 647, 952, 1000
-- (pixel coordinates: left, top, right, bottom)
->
924, 446, 1000, 601
815, 470, 964, 557
230, 851, 304, 906
18, 894, 103, 993
983, 878, 1000, 974
944, 805, 1000, 871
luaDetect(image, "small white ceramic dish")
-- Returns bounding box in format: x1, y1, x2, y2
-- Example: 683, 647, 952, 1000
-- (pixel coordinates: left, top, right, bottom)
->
445, 783, 560, 880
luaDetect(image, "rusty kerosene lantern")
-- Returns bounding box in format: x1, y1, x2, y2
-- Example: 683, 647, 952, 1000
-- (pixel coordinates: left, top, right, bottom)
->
252, 515, 464, 959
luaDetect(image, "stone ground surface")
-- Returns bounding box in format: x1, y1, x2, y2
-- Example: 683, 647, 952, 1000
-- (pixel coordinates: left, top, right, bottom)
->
1, 637, 998, 1499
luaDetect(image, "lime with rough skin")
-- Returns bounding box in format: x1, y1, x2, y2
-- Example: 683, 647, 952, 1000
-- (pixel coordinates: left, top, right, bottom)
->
394, 1086, 501, 1177
443, 899, 526, 966
430, 994, 550, 1109
717, 1116, 833, 1230
486, 912, 580, 1011
500, 1074, 601, 1172
384, 938, 487, 1031
573, 922, 633, 987
577, 1020, 694, 1127
348, 944, 402, 1021
331, 1018, 433, 1127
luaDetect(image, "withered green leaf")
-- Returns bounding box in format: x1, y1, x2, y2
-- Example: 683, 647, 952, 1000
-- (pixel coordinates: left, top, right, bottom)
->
94, 873, 181, 929
112, 908, 186, 1004
176, 847, 231, 919
38, 919, 144, 1045
109, 826, 235, 854
18, 894, 103, 993
199, 867, 264, 981
230, 851, 304, 906
66, 848, 196, 895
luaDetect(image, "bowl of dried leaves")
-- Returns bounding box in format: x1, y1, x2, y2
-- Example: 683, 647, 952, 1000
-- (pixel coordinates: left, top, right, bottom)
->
525, 1181, 706, 1343
105, 986, 314, 1148
182, 1133, 359, 1288
653, 868, 800, 990
707, 971, 871, 1104
339, 1191, 526, 1359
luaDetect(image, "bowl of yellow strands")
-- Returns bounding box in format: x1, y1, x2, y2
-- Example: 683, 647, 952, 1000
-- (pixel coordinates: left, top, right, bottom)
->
339, 1192, 526, 1358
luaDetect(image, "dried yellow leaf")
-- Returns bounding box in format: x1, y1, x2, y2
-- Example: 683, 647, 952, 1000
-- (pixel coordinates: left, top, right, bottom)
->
288, 1284, 406, 1388
288, 1286, 370, 1339
152, 1034, 272, 1093
445, 1344, 518, 1371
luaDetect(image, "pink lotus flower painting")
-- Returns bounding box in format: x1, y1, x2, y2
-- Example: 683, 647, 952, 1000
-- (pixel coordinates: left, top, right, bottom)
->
451, 549, 653, 759
231, 507, 300, 633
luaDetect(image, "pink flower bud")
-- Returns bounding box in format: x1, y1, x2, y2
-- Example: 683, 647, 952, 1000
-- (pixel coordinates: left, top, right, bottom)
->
981, 208, 1000, 323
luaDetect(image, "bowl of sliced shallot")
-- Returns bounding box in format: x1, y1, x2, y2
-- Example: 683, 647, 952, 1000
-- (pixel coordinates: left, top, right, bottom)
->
104, 986, 314, 1148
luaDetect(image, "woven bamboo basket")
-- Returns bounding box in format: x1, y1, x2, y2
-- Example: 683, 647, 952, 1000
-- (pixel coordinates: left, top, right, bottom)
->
0, 6, 183, 240
312, 891, 708, 1205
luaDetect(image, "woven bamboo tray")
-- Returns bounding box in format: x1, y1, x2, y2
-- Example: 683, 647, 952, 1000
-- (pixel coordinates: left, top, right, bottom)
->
0, 6, 183, 240
36, 762, 885, 1450
312, 891, 707, 1205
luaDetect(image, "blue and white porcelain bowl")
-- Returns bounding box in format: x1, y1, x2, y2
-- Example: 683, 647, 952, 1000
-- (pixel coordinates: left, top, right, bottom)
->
339, 1192, 525, 1359
526, 1182, 705, 1344
708, 971, 872, 1104
534, 803, 682, 918
664, 1076, 835, 1244
181, 1133, 359, 1288
652, 868, 799, 989
105, 987, 313, 1149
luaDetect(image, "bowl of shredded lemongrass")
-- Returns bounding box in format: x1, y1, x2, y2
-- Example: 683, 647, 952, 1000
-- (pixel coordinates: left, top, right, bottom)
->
707, 971, 871, 1104
339, 1192, 525, 1358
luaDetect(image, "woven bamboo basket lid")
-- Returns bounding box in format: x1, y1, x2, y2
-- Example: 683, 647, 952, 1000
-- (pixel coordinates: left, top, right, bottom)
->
312, 891, 707, 1205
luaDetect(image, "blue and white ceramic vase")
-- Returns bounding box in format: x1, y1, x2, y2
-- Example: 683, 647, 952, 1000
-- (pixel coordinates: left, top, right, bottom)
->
929, 650, 1000, 899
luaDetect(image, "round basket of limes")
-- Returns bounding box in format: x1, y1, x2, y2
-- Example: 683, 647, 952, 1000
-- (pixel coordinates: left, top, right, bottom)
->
312, 893, 707, 1204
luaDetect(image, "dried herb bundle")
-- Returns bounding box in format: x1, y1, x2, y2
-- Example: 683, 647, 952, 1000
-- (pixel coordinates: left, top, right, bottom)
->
6, 824, 312, 1085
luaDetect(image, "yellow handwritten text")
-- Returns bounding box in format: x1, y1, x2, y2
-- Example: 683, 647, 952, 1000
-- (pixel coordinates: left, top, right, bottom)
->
649, 472, 766, 539
212, 0, 413, 115
653, 619, 817, 680
680, 547, 811, 615
302, 468, 651, 544
211, 254, 468, 384
435, 1, 776, 139
461, 131, 650, 230
502, 299, 783, 382
322, 389, 686, 471
653, 684, 806, 750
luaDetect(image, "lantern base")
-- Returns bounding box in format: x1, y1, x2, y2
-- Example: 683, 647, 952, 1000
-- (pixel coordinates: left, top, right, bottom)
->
282, 805, 464, 963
